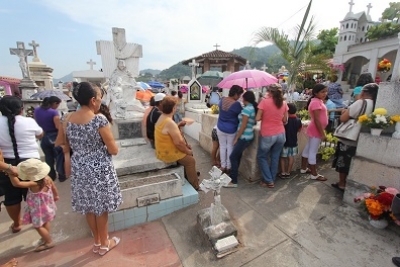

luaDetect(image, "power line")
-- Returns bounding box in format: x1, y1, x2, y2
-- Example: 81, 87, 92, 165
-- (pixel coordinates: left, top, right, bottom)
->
276, 4, 308, 28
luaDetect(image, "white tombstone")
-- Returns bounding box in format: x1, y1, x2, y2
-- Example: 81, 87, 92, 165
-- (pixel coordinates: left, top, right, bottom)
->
96, 27, 143, 78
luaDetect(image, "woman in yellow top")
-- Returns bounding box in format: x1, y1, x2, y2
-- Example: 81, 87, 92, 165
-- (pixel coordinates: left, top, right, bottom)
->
155, 96, 200, 190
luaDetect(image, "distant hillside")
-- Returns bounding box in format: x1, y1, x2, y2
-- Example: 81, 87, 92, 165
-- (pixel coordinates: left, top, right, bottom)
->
140, 69, 161, 76
157, 45, 287, 80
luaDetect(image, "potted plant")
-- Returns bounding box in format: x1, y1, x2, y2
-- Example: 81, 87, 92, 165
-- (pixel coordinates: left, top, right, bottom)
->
358, 108, 393, 136
354, 185, 399, 229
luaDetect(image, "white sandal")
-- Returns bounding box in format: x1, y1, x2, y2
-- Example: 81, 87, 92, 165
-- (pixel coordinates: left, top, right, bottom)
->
92, 243, 101, 253
300, 168, 311, 174
98, 237, 120, 256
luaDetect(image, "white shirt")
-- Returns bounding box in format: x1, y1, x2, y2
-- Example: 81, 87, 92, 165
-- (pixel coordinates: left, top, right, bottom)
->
0, 115, 43, 159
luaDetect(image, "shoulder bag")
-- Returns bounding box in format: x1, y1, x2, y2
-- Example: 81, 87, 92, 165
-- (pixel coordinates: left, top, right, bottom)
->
333, 100, 367, 142
55, 112, 73, 177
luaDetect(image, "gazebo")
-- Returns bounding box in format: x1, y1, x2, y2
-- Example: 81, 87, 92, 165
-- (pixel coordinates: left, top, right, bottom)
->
181, 46, 247, 73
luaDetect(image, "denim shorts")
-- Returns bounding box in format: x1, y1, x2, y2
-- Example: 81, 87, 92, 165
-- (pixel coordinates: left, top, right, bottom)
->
280, 146, 299, 157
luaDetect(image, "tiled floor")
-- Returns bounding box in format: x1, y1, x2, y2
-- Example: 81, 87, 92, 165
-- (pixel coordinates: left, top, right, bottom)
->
5, 221, 182, 267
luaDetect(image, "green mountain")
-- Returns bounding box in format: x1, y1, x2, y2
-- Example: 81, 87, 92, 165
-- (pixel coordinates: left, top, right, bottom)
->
156, 44, 287, 80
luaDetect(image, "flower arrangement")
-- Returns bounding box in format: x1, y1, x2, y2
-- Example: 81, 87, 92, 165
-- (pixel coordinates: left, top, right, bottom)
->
211, 104, 219, 114
358, 108, 394, 129
391, 114, 400, 123
377, 58, 392, 72
318, 132, 338, 161
296, 109, 310, 121
25, 106, 35, 118
354, 185, 399, 221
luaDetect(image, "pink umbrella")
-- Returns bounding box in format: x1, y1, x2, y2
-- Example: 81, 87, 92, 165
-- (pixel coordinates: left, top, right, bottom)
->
217, 69, 278, 89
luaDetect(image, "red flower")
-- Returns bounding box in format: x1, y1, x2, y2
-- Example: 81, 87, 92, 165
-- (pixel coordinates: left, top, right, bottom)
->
375, 192, 394, 207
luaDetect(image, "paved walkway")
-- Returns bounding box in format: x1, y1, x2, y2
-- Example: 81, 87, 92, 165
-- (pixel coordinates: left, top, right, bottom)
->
1, 135, 400, 267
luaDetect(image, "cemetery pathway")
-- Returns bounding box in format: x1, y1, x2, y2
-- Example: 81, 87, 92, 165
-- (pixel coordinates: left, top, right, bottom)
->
1, 133, 399, 267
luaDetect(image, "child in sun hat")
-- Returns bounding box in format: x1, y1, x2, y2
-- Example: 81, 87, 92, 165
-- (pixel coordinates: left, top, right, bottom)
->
9, 158, 59, 252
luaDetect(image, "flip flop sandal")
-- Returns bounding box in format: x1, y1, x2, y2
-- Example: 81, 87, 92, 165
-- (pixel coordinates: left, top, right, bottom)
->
34, 243, 55, 252
98, 236, 120, 256
300, 168, 312, 174
331, 183, 345, 192
93, 243, 101, 253
10, 223, 21, 234
267, 183, 275, 188
310, 174, 327, 181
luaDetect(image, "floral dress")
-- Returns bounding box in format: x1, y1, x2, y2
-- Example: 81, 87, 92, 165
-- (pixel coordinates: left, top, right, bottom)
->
22, 185, 57, 228
67, 115, 122, 216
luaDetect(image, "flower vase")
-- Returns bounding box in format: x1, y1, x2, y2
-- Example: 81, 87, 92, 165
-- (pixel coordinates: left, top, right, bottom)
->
392, 122, 400, 139
370, 128, 383, 136
369, 216, 388, 229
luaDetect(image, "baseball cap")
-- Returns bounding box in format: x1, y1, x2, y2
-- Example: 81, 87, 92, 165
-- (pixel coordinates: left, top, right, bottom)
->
154, 93, 166, 102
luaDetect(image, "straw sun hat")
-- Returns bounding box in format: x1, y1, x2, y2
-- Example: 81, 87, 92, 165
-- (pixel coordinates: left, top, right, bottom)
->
17, 159, 50, 182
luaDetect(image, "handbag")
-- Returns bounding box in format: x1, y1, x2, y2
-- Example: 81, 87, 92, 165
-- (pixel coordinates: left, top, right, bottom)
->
55, 113, 73, 177
333, 100, 367, 142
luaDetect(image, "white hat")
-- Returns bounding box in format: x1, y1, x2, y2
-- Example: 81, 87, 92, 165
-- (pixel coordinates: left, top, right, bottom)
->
154, 93, 166, 102
17, 159, 50, 182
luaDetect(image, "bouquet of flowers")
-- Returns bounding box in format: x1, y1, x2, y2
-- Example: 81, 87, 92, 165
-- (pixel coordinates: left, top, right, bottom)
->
354, 185, 399, 221
211, 104, 219, 114
377, 58, 392, 72
358, 108, 394, 129
391, 114, 400, 123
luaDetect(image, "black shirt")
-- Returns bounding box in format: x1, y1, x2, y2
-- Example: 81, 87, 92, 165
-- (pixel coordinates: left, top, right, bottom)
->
146, 107, 161, 140
284, 116, 302, 147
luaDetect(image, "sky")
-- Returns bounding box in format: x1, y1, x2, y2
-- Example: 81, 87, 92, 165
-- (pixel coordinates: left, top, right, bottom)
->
0, 0, 394, 80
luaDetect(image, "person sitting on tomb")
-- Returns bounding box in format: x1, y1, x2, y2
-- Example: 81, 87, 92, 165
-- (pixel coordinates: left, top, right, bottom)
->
154, 96, 200, 191
146, 93, 166, 148
327, 74, 344, 108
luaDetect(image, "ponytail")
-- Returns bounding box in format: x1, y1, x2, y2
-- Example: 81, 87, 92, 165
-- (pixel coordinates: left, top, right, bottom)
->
0, 96, 22, 160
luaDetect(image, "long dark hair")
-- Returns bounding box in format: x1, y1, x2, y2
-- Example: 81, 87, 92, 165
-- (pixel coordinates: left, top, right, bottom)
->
268, 83, 284, 108
356, 73, 374, 87
306, 83, 327, 110
361, 83, 379, 109
242, 91, 258, 113
98, 103, 113, 124
40, 96, 61, 110
72, 82, 98, 106
0, 96, 23, 159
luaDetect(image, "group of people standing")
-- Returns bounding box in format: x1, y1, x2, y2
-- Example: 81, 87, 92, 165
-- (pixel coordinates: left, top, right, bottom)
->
0, 82, 123, 257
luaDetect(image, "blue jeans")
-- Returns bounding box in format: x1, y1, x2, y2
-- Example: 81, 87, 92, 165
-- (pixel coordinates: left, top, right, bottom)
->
229, 139, 251, 184
257, 133, 286, 184
40, 132, 66, 181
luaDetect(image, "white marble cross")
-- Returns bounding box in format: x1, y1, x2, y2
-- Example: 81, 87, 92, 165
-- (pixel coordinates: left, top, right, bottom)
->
348, 0, 355, 12
29, 40, 40, 62
261, 64, 268, 72
87, 59, 96, 70
189, 59, 199, 80
10, 42, 33, 79
367, 3, 372, 15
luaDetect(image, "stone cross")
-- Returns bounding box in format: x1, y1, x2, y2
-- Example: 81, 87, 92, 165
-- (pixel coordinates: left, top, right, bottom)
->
10, 42, 33, 79
213, 43, 220, 50
87, 59, 96, 70
29, 40, 40, 62
348, 0, 354, 12
366, 3, 372, 15
189, 59, 199, 80
261, 64, 268, 72
96, 27, 143, 78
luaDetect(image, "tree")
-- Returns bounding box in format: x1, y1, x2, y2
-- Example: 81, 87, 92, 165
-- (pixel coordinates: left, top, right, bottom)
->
252, 0, 329, 90
312, 28, 339, 57
382, 2, 400, 22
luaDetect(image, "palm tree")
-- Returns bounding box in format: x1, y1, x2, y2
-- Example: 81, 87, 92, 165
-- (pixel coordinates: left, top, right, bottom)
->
253, 0, 329, 91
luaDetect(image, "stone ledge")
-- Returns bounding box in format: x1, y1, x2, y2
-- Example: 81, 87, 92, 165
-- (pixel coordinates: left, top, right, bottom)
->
356, 133, 400, 168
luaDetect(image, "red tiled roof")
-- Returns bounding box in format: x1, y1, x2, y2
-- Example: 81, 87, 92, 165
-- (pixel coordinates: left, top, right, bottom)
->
181, 49, 247, 65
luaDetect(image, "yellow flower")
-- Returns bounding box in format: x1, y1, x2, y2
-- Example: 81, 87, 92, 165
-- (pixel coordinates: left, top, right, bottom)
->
358, 114, 368, 123
391, 115, 400, 122
373, 108, 387, 115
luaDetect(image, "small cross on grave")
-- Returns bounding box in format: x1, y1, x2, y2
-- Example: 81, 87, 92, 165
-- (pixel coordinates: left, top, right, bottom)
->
10, 42, 33, 79
29, 40, 40, 62
189, 59, 199, 80
261, 64, 268, 72
87, 59, 96, 70
348, 0, 355, 13
213, 43, 220, 50
366, 3, 373, 15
